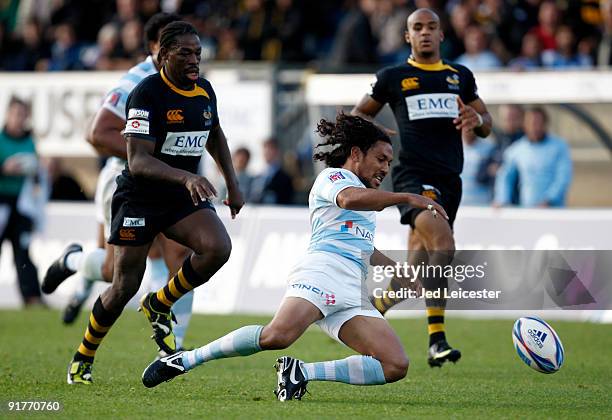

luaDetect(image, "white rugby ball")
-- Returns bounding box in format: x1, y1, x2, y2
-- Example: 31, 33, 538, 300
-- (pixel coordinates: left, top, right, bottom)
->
512, 316, 564, 374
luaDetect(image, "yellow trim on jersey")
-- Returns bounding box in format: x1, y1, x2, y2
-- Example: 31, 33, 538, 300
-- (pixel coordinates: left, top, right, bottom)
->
407, 58, 459, 73
160, 68, 210, 99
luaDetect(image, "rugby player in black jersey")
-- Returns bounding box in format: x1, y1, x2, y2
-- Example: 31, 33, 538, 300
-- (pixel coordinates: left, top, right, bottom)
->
352, 8, 492, 367
66, 21, 243, 384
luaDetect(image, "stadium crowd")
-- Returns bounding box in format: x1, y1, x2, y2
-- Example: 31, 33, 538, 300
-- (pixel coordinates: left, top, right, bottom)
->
0, 0, 611, 71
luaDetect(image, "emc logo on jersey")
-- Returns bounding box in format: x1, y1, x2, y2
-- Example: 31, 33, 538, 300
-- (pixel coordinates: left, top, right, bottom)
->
161, 131, 210, 156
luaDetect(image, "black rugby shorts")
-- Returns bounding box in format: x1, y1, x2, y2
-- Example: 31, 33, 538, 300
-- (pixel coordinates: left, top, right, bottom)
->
391, 165, 462, 229
108, 185, 215, 246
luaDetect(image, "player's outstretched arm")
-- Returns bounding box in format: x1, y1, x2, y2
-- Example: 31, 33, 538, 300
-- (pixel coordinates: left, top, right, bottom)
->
205, 125, 244, 218
351, 95, 397, 136
336, 187, 448, 219
127, 136, 217, 205
87, 108, 128, 159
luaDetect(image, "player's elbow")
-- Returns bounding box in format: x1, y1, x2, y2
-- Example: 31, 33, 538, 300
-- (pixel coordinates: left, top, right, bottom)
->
128, 155, 147, 177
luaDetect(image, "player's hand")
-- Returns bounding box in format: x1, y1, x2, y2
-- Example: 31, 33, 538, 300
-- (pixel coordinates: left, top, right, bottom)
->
453, 97, 481, 131
380, 125, 398, 137
223, 185, 244, 219
184, 174, 217, 205
406, 193, 449, 220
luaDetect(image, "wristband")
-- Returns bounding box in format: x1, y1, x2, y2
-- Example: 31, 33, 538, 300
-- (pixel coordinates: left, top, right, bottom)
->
476, 113, 484, 128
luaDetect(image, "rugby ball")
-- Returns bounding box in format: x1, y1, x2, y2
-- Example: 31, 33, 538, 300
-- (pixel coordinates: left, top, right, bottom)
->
512, 316, 564, 374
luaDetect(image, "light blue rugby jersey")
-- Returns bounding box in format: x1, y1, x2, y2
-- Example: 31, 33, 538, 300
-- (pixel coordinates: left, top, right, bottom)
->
101, 56, 157, 166
308, 167, 376, 273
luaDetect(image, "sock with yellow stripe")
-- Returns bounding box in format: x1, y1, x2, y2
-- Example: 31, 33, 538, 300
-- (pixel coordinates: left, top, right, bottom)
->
426, 307, 446, 346
149, 256, 201, 313
372, 277, 405, 315
73, 297, 122, 362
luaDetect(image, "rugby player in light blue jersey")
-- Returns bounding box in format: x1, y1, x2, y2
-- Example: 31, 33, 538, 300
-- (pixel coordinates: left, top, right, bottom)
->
41, 13, 194, 358
142, 113, 447, 400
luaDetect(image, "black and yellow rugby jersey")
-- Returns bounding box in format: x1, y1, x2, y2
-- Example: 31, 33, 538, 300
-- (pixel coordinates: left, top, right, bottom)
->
120, 68, 219, 197
371, 58, 479, 175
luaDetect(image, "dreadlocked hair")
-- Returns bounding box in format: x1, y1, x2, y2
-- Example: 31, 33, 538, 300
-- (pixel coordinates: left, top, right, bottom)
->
313, 113, 391, 167
159, 20, 198, 53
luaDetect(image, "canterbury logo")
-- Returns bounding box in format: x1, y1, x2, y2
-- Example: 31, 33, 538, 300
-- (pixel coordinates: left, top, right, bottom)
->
401, 77, 420, 91
166, 109, 184, 122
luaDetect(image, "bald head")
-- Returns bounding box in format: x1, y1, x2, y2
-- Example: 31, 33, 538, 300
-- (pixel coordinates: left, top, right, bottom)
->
407, 8, 440, 28
405, 8, 443, 61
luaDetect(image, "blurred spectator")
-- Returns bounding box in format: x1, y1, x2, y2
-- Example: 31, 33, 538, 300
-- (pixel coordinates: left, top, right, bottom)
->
508, 32, 543, 70
598, 0, 612, 67
495, 0, 540, 56
479, 104, 525, 205
81, 22, 119, 70
442, 3, 471, 60
370, 0, 410, 64
328, 0, 378, 68
2, 0, 612, 69
234, 0, 270, 61
47, 22, 85, 71
461, 129, 495, 205
216, 27, 242, 61
494, 107, 573, 208
542, 25, 592, 68
456, 24, 502, 70
265, 0, 307, 62
222, 147, 253, 200
529, 0, 560, 51
112, 0, 139, 27
0, 97, 43, 306
250, 138, 294, 205
115, 19, 145, 62
3, 17, 50, 71
45, 157, 87, 201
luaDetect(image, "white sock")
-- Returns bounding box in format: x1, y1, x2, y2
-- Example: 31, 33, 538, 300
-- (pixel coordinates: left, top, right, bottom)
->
78, 248, 106, 282
65, 251, 83, 272
145, 257, 169, 291
173, 291, 194, 349
301, 355, 386, 385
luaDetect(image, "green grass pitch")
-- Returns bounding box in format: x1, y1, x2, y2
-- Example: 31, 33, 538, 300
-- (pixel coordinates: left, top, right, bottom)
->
1, 309, 610, 419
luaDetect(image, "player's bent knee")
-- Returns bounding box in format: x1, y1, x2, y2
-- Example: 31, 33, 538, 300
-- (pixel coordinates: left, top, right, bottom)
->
382, 354, 409, 383
258, 325, 296, 350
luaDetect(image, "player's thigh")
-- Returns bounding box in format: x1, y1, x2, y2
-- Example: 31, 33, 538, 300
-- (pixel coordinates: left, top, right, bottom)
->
163, 208, 230, 257
413, 209, 455, 251
338, 315, 409, 378
112, 242, 151, 283
260, 297, 323, 350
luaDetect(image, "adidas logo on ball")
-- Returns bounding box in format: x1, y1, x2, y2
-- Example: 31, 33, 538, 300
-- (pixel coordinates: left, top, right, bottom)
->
527, 329, 547, 349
